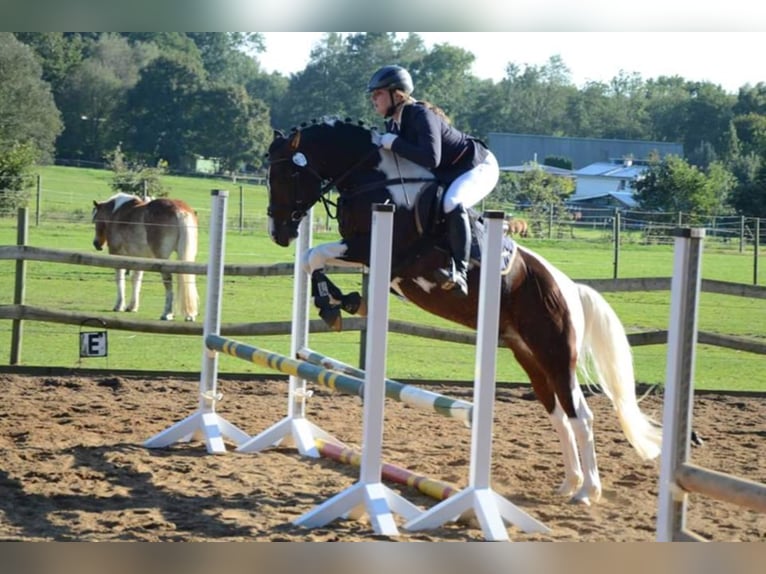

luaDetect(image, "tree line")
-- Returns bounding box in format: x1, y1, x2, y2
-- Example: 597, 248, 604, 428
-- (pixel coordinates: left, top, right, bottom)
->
1, 32, 765, 217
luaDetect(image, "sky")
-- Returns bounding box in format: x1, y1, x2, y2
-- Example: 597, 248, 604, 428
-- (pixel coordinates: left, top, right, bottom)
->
258, 32, 766, 94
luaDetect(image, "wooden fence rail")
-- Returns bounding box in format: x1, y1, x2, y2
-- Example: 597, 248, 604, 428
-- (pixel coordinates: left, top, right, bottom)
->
1, 245, 764, 364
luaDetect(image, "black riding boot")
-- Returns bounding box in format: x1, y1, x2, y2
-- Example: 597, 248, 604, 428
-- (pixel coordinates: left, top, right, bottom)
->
435, 205, 470, 297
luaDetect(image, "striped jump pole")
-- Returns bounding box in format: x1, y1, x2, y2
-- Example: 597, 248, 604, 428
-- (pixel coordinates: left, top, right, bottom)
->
314, 439, 458, 502
205, 334, 369, 397
298, 348, 474, 425
204, 336, 462, 505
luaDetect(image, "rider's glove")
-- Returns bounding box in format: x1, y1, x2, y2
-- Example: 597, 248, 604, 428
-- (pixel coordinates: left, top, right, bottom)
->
380, 133, 398, 150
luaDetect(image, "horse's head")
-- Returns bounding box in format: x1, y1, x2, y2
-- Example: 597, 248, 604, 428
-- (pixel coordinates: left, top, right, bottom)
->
91, 199, 111, 251
266, 119, 383, 247
91, 193, 143, 251
265, 128, 321, 247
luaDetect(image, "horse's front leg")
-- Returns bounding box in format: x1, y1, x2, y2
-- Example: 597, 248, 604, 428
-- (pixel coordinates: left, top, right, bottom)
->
310, 270, 367, 331
160, 271, 174, 321
114, 269, 127, 312
126, 269, 144, 313
303, 242, 367, 331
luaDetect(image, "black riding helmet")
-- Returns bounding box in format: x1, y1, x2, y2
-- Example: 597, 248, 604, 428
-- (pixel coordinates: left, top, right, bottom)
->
367, 65, 413, 118
367, 65, 414, 95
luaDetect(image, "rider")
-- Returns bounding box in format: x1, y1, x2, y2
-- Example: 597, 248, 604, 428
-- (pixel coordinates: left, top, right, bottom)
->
367, 64, 500, 297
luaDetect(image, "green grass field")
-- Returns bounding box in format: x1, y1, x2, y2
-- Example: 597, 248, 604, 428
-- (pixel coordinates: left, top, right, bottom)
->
0, 166, 763, 391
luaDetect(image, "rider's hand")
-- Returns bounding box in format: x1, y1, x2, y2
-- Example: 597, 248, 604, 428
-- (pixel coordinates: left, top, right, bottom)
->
380, 133, 398, 150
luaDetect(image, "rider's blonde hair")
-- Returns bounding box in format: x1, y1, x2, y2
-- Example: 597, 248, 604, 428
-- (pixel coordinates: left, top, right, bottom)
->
393, 90, 451, 125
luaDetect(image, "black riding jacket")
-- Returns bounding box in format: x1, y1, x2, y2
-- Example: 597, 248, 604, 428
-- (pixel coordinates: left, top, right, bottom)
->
385, 102, 488, 186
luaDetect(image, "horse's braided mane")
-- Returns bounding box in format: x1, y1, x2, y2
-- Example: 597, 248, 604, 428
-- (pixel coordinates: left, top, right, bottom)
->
288, 116, 380, 136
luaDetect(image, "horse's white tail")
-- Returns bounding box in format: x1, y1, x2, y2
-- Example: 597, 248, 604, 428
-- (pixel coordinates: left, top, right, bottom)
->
176, 211, 200, 321
577, 283, 662, 460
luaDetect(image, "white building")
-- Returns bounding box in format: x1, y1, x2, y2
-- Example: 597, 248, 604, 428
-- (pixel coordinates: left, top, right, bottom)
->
568, 158, 647, 210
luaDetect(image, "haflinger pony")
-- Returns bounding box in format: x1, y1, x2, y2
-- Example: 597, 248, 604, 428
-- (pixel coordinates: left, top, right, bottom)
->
91, 192, 200, 321
266, 117, 662, 505
504, 216, 529, 238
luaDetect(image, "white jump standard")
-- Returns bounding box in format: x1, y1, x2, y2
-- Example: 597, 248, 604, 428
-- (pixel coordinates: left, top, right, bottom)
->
144, 190, 249, 454
293, 203, 421, 536
404, 211, 549, 541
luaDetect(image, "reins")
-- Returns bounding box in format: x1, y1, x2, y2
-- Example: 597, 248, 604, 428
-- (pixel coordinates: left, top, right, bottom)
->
270, 139, 433, 223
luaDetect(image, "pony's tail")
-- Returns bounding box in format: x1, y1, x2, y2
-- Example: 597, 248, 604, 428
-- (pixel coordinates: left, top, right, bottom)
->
176, 210, 200, 321
577, 283, 662, 460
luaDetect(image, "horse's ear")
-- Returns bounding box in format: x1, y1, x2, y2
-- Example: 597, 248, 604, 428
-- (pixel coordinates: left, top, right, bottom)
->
288, 130, 301, 151
273, 129, 285, 139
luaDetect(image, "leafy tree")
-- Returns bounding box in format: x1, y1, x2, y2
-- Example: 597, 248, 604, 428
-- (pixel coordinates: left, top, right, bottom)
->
56, 34, 159, 163
727, 152, 766, 217
599, 71, 650, 140
565, 81, 613, 137
0, 33, 63, 163
275, 32, 403, 130
644, 75, 692, 144
122, 56, 206, 167
13, 33, 86, 97
409, 43, 475, 130
732, 113, 766, 157
487, 163, 574, 236
119, 33, 202, 67
544, 156, 572, 170
734, 82, 766, 116
495, 56, 577, 135
190, 85, 272, 171
107, 144, 168, 198
186, 32, 264, 86
634, 155, 721, 215
245, 72, 289, 129
0, 142, 38, 214
682, 82, 736, 159
705, 160, 737, 215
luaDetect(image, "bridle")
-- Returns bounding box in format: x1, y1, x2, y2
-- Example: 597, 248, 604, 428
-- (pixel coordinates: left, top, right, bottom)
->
267, 136, 435, 223
267, 145, 382, 222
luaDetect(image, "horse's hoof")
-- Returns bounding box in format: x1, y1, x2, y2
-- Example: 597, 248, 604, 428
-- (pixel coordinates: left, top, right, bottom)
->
568, 494, 592, 506
319, 307, 342, 332
557, 477, 582, 498
569, 484, 601, 505
341, 292, 365, 316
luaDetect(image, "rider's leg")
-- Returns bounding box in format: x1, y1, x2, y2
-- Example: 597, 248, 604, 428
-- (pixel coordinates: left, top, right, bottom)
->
435, 204, 470, 297
436, 152, 499, 297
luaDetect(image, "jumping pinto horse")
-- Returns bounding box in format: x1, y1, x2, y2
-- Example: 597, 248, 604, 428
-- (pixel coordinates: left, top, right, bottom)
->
91, 192, 200, 321
266, 117, 661, 505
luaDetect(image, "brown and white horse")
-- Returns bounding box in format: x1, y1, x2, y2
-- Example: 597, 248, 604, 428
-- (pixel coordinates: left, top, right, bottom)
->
265, 118, 662, 505
91, 192, 199, 321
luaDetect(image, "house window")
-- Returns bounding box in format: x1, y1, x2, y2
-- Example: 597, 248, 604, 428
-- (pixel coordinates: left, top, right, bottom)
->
617, 179, 627, 191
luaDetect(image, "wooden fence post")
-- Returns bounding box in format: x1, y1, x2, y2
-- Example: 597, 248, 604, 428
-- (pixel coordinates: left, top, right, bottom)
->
754, 217, 760, 286
10, 208, 28, 365
35, 174, 41, 227
613, 209, 621, 279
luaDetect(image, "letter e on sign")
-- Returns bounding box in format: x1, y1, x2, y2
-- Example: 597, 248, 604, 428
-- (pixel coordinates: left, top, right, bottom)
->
80, 331, 108, 358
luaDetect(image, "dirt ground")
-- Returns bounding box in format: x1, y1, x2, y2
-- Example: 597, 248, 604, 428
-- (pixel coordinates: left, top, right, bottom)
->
0, 373, 763, 542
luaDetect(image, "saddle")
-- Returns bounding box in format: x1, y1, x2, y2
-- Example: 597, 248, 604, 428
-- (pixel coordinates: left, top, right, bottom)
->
336, 180, 515, 274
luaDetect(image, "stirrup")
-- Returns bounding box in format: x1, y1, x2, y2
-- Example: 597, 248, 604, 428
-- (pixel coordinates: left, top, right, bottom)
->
434, 264, 468, 297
